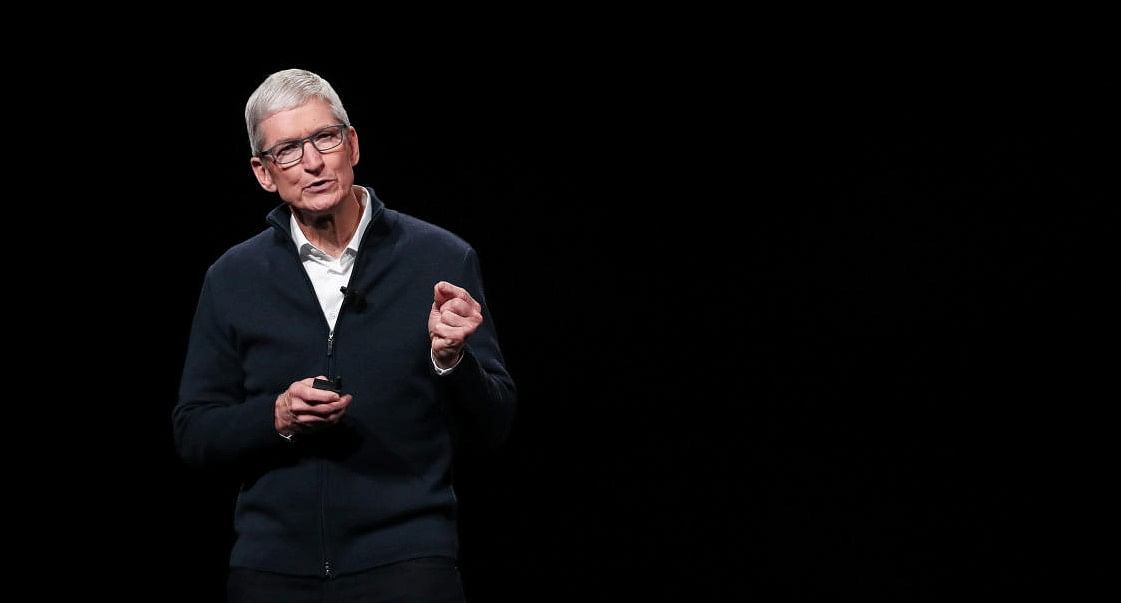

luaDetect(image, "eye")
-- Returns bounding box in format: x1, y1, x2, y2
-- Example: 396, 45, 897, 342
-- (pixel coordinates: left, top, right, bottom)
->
313, 128, 343, 148
273, 142, 302, 162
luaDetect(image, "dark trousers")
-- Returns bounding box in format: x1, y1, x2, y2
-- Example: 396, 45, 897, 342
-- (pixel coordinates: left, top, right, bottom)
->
227, 557, 466, 603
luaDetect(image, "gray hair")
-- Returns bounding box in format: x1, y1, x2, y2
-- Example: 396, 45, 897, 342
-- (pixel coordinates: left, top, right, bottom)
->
245, 68, 351, 155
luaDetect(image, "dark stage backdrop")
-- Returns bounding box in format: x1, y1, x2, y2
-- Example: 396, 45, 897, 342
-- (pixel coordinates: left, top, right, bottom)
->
85, 53, 1112, 601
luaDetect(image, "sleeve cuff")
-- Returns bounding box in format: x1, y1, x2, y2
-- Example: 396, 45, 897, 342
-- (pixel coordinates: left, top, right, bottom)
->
431, 349, 464, 376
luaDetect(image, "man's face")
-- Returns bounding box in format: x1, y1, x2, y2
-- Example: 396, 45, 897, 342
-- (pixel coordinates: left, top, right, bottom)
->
250, 98, 360, 215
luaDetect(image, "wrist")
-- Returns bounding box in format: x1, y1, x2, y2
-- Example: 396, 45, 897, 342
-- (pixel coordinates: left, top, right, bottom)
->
431, 348, 464, 375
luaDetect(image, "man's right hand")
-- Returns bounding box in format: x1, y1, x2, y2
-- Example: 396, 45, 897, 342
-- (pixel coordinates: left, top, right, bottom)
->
275, 376, 352, 436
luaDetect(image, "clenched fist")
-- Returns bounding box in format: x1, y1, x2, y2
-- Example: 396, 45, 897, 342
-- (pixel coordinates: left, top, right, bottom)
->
428, 281, 482, 369
275, 376, 352, 437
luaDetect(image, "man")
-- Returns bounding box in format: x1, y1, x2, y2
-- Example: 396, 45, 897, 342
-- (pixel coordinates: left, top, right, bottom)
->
174, 68, 516, 602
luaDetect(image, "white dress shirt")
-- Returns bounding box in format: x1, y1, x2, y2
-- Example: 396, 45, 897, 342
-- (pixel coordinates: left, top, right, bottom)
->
289, 188, 372, 332
290, 188, 459, 374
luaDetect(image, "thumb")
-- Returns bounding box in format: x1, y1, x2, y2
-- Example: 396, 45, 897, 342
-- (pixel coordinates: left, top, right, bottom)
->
433, 281, 456, 306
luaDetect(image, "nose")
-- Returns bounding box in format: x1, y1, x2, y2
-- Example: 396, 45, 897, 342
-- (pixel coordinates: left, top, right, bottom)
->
300, 140, 326, 170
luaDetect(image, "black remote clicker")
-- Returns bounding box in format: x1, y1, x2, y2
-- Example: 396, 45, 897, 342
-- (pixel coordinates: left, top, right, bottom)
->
312, 377, 343, 393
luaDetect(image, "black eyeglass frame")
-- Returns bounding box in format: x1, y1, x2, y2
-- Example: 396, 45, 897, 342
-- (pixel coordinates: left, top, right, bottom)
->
257, 123, 351, 165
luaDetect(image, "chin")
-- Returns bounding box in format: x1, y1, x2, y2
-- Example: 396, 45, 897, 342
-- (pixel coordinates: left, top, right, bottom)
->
296, 192, 344, 213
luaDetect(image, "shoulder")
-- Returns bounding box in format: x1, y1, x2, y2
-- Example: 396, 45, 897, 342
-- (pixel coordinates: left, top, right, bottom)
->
206, 228, 284, 280
388, 209, 473, 256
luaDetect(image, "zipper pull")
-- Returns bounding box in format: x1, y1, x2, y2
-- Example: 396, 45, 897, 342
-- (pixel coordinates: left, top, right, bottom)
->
324, 560, 334, 578
327, 332, 335, 356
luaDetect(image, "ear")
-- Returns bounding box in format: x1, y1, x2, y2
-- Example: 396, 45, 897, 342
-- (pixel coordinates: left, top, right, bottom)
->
348, 127, 360, 167
250, 156, 278, 192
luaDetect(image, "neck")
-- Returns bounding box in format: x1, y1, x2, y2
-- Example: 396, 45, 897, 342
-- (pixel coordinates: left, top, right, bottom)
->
295, 190, 362, 258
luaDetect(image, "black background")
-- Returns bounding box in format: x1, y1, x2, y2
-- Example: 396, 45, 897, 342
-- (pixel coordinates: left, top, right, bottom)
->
65, 47, 1113, 601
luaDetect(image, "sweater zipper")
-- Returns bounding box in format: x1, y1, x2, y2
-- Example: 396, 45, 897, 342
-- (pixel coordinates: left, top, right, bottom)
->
269, 199, 379, 580
321, 280, 346, 580
327, 331, 336, 384
318, 461, 334, 578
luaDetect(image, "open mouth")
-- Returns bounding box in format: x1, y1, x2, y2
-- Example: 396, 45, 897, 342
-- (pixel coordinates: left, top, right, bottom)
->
304, 179, 333, 192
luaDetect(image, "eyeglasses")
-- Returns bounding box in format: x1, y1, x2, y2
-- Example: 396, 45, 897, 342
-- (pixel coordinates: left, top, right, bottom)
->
258, 124, 349, 165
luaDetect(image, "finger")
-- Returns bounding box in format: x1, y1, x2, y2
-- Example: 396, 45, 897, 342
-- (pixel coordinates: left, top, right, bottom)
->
293, 413, 332, 426
280, 392, 298, 423
438, 309, 475, 328
430, 331, 460, 352
303, 395, 352, 424
436, 308, 480, 339
438, 297, 479, 317
291, 377, 341, 405
434, 281, 473, 307
441, 285, 480, 314
429, 322, 467, 343
298, 394, 352, 417
276, 398, 298, 431
295, 383, 343, 406
433, 281, 456, 307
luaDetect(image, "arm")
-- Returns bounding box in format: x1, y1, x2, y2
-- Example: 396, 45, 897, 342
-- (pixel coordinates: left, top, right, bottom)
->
429, 248, 517, 451
172, 272, 288, 469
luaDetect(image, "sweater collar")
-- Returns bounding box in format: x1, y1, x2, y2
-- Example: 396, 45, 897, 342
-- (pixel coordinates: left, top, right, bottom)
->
267, 186, 386, 239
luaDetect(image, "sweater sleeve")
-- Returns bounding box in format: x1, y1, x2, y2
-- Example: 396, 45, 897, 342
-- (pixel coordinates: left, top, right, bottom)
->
173, 270, 289, 469
442, 247, 518, 451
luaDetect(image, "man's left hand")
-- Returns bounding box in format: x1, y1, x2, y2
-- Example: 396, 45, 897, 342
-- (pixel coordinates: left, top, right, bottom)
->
428, 281, 482, 368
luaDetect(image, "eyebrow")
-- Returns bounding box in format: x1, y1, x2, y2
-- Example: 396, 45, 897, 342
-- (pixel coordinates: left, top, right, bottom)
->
268, 125, 338, 149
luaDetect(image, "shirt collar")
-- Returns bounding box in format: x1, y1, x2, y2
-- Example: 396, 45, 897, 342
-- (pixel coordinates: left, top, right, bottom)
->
289, 187, 372, 258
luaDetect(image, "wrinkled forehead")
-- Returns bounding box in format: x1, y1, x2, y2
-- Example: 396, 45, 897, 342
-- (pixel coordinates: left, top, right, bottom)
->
258, 99, 340, 144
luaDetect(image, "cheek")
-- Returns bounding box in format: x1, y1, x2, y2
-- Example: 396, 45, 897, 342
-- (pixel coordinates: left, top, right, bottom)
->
277, 171, 304, 188
330, 155, 354, 172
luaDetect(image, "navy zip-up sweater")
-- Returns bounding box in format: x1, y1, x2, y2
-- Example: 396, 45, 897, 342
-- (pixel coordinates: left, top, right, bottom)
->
173, 189, 516, 577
